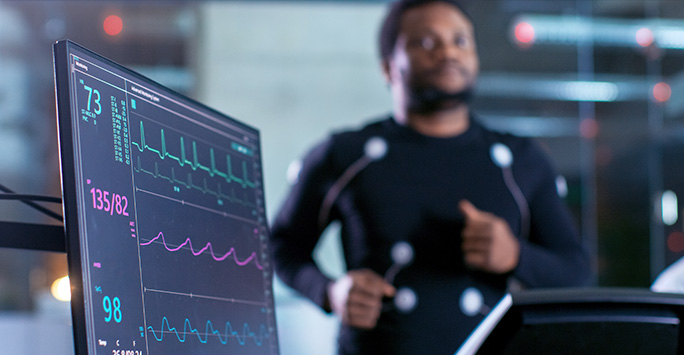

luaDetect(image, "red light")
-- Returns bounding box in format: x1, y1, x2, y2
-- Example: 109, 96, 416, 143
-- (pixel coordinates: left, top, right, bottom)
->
579, 118, 598, 139
653, 82, 671, 103
103, 15, 123, 36
514, 22, 535, 47
668, 232, 684, 253
635, 28, 654, 47
595, 145, 613, 166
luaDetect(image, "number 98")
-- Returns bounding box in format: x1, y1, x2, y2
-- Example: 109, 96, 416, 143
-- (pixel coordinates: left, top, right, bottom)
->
103, 296, 122, 323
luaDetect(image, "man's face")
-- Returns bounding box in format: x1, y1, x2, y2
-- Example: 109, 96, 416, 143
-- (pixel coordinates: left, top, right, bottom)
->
385, 2, 479, 103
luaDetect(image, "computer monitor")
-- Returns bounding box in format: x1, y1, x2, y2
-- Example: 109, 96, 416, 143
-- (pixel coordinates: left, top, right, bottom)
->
53, 40, 279, 355
456, 288, 684, 355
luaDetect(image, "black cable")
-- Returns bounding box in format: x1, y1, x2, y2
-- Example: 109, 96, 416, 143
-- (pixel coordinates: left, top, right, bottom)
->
0, 194, 62, 203
0, 182, 63, 222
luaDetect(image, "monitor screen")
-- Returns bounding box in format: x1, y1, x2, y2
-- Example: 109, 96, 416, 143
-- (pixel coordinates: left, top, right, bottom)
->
53, 40, 279, 355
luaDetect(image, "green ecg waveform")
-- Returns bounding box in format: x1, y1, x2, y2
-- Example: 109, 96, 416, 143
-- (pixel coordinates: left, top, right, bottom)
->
134, 157, 255, 207
131, 121, 256, 189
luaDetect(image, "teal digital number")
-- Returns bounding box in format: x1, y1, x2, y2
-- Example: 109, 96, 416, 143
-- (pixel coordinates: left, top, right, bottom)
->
103, 295, 122, 323
83, 84, 102, 115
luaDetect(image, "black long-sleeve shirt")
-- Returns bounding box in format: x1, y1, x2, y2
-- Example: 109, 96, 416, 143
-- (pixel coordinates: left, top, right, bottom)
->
271, 116, 591, 354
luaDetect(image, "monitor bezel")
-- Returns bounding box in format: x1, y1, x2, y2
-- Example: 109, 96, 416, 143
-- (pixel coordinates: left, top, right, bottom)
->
53, 39, 88, 355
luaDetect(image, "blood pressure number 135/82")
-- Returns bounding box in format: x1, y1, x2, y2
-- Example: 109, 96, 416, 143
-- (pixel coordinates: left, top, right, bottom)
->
90, 188, 129, 216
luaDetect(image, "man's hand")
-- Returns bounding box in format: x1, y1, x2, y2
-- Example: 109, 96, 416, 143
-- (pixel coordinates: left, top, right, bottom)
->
459, 199, 520, 274
327, 269, 396, 329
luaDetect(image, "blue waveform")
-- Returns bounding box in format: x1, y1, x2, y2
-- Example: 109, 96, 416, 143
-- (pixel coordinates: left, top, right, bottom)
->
148, 316, 269, 346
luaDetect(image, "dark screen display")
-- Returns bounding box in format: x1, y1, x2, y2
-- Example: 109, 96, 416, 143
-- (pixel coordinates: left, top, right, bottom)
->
54, 40, 279, 355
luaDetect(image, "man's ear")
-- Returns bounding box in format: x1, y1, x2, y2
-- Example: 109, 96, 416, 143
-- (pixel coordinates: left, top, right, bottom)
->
381, 59, 392, 85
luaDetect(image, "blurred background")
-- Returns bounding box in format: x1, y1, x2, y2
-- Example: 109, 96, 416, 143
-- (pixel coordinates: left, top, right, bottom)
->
1, 0, 684, 353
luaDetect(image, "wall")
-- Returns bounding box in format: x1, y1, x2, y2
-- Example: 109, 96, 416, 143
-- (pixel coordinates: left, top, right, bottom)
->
197, 2, 392, 354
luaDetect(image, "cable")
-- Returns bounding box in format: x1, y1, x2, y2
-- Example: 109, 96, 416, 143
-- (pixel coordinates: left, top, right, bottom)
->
0, 182, 63, 222
0, 194, 62, 203
489, 143, 529, 239
317, 137, 388, 231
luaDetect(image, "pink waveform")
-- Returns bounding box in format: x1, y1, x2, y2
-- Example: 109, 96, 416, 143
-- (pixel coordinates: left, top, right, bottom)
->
141, 232, 263, 270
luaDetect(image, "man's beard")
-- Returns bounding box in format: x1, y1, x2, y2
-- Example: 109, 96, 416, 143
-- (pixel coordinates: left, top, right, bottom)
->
406, 85, 475, 114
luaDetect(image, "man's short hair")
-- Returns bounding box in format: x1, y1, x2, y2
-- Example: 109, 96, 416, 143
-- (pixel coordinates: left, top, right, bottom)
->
378, 0, 473, 61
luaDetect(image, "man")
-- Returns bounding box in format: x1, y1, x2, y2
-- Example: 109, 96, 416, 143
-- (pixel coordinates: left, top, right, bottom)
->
270, 0, 591, 353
